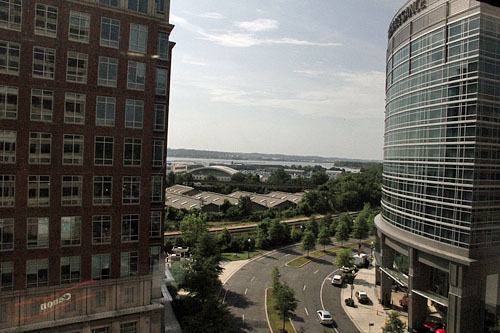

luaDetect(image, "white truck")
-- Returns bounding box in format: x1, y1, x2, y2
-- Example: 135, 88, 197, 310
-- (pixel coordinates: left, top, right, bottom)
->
353, 253, 369, 268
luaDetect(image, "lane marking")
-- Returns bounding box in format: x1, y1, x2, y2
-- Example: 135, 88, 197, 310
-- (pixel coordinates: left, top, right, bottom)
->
314, 270, 319, 274
245, 288, 248, 295
242, 314, 245, 321
222, 289, 228, 304
320, 268, 341, 311
303, 284, 306, 291
304, 307, 309, 316
251, 276, 255, 282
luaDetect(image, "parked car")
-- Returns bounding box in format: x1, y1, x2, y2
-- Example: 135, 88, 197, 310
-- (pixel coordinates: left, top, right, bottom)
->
341, 265, 358, 274
331, 274, 343, 286
316, 310, 333, 325
355, 291, 369, 304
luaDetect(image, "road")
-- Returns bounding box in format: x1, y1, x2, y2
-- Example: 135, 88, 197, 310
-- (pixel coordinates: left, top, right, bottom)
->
222, 244, 360, 333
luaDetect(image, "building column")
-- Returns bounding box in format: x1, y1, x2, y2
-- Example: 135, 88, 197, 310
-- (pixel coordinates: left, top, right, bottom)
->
447, 263, 486, 332
408, 248, 431, 330
380, 235, 395, 306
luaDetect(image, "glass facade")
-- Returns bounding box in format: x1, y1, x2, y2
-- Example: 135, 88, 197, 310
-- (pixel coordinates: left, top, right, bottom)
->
382, 12, 500, 249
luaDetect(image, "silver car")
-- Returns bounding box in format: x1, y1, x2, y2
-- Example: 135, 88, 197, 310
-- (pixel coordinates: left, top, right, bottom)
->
316, 310, 333, 325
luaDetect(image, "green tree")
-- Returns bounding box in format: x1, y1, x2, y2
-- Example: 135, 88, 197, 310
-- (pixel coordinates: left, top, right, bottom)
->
274, 280, 298, 333
336, 248, 354, 269
268, 219, 286, 246
353, 213, 370, 243
490, 316, 500, 332
310, 171, 329, 186
180, 213, 208, 247
382, 311, 406, 333
167, 171, 175, 186
217, 228, 232, 252
301, 231, 316, 257
237, 196, 253, 216
205, 174, 218, 181
290, 227, 302, 243
306, 217, 319, 237
271, 265, 281, 290
317, 226, 331, 251
336, 214, 351, 247
267, 168, 291, 184
231, 172, 247, 182
219, 199, 233, 215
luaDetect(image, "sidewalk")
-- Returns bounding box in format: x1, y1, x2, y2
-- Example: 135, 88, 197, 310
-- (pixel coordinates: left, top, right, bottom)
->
340, 266, 408, 333
220, 259, 250, 285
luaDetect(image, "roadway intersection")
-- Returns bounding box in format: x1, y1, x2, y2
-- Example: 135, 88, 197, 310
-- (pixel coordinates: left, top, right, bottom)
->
222, 244, 361, 333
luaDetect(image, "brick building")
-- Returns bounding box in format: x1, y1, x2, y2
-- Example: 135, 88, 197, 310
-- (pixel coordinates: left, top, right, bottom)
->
0, 0, 174, 332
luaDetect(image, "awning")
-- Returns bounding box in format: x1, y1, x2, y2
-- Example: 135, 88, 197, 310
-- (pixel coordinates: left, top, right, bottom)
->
379, 266, 409, 287
412, 289, 449, 307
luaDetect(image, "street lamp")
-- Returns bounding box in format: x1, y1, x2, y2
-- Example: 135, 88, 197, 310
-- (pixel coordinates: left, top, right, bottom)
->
247, 238, 252, 259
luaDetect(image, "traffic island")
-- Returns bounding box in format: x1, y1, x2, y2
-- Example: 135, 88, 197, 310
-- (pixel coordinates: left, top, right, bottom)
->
265, 288, 296, 333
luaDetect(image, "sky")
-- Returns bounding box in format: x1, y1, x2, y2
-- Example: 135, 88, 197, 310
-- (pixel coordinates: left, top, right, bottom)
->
168, 0, 404, 161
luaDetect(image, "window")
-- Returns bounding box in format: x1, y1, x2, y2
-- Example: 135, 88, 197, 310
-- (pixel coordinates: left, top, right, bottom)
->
27, 217, 49, 248
150, 211, 161, 237
0, 85, 17, 119
0, 261, 13, 291
26, 258, 48, 288
156, 67, 167, 95
100, 0, 119, 6
94, 136, 114, 165
64, 92, 86, 124
92, 216, 111, 244
96, 96, 115, 126
63, 134, 84, 165
128, 0, 147, 13
157, 32, 168, 60
98, 57, 118, 87
28, 175, 50, 207
0, 130, 15, 163
61, 216, 81, 246
0, 218, 13, 250
124, 286, 135, 303
154, 104, 166, 131
93, 176, 112, 205
123, 138, 142, 166
0, 175, 14, 207
91, 254, 110, 280
33, 46, 55, 79
125, 99, 144, 129
0, 40, 20, 74
121, 214, 139, 242
122, 176, 140, 204
60, 256, 80, 284
62, 176, 82, 206
149, 246, 161, 273
69, 11, 90, 43
152, 140, 164, 167
151, 175, 162, 202
120, 251, 138, 277
31, 89, 53, 122
95, 290, 106, 307
100, 17, 120, 48
35, 3, 57, 37
29, 132, 51, 164
93, 327, 111, 333
120, 322, 137, 333
127, 61, 145, 90
0, 303, 6, 323
0, 0, 22, 30
67, 51, 88, 83
129, 24, 147, 53
155, 0, 165, 14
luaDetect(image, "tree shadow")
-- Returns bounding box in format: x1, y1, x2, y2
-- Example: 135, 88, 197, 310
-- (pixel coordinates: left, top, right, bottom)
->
310, 257, 333, 266
229, 312, 253, 332
222, 289, 255, 309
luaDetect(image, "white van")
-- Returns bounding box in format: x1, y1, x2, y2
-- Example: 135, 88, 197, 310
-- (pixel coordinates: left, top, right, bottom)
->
331, 274, 343, 286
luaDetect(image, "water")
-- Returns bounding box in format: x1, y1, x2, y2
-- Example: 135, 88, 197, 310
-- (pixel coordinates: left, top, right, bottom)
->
166, 156, 361, 172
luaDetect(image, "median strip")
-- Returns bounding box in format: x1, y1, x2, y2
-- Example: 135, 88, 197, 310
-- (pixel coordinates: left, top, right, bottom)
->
265, 288, 296, 333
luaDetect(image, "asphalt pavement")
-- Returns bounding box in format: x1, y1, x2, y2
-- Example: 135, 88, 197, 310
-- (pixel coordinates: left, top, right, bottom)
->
221, 244, 360, 333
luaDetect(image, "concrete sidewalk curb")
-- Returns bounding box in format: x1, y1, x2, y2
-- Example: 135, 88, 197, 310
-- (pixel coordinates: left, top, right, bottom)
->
265, 287, 273, 333
341, 284, 367, 333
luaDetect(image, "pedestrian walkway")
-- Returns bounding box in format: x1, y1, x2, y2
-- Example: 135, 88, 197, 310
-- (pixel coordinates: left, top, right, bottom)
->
340, 266, 408, 333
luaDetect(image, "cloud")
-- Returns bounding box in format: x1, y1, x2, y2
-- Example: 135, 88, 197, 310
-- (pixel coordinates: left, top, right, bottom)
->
293, 70, 325, 77
171, 14, 341, 48
199, 12, 225, 19
234, 18, 279, 32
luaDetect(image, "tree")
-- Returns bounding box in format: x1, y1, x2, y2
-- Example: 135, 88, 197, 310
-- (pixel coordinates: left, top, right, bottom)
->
180, 213, 208, 247
310, 171, 329, 186
231, 172, 246, 182
382, 311, 406, 333
317, 227, 331, 251
267, 168, 291, 184
268, 219, 286, 247
237, 196, 253, 216
219, 199, 233, 215
336, 248, 354, 269
167, 171, 175, 186
205, 174, 218, 181
301, 231, 316, 257
217, 228, 232, 252
336, 214, 351, 247
306, 217, 319, 237
290, 227, 302, 243
271, 265, 281, 290
353, 213, 370, 243
274, 281, 297, 333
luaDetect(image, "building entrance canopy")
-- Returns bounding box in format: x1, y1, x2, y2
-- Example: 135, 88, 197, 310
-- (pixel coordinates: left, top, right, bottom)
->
412, 289, 449, 307
379, 266, 408, 287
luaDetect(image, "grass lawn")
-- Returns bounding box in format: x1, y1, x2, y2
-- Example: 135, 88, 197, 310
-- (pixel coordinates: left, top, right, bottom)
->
221, 250, 266, 261
266, 288, 296, 333
287, 240, 370, 267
